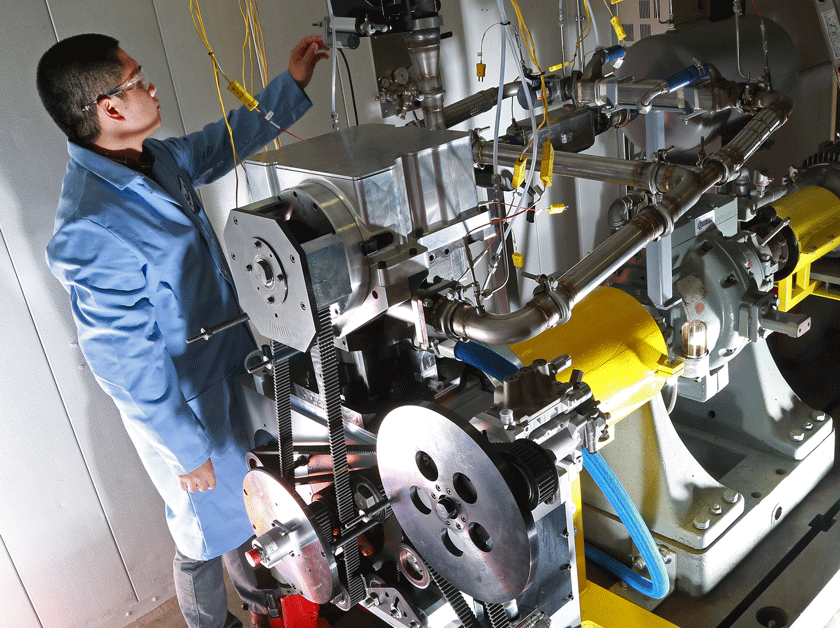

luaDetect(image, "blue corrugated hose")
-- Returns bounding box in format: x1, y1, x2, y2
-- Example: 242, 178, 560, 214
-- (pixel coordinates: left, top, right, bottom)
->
452, 340, 669, 598
453, 340, 519, 382
582, 449, 670, 599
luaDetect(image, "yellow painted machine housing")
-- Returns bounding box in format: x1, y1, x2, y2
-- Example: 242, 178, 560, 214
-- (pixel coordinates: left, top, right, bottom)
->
510, 286, 678, 423
775, 186, 840, 311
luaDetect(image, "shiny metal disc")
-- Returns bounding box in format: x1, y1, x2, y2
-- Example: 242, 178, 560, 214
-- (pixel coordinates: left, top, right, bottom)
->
243, 468, 339, 604
377, 403, 538, 603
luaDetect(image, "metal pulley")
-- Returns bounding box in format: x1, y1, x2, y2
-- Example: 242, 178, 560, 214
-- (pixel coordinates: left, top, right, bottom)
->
376, 402, 557, 604
243, 469, 340, 604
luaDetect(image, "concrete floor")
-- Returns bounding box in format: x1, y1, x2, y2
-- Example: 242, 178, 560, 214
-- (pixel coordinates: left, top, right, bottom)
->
124, 567, 840, 628
125, 568, 384, 628
125, 568, 249, 628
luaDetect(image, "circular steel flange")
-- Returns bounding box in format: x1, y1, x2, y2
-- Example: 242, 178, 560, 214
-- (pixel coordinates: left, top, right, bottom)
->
377, 403, 538, 603
243, 468, 339, 604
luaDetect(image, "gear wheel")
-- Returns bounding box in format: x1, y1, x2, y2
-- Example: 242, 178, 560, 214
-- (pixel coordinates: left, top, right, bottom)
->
498, 439, 558, 510
801, 139, 840, 169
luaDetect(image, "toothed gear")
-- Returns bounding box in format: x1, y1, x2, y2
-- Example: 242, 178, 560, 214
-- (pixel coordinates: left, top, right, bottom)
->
499, 439, 559, 510
308, 499, 335, 541
802, 140, 840, 169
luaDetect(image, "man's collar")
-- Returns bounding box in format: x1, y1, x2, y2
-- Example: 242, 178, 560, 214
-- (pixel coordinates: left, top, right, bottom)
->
68, 140, 152, 190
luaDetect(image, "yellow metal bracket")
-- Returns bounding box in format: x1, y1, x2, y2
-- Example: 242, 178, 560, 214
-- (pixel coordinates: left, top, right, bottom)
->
655, 356, 684, 378
775, 186, 840, 311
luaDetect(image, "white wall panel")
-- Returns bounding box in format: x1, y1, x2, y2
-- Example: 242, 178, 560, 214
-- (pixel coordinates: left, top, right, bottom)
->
0, 222, 135, 627
0, 1, 177, 626
0, 536, 41, 628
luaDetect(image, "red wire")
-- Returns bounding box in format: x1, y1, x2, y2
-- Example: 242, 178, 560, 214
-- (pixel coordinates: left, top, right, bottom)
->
750, 0, 763, 20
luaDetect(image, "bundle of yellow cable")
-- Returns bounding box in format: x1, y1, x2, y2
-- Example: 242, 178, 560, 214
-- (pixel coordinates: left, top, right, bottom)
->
189, 0, 248, 203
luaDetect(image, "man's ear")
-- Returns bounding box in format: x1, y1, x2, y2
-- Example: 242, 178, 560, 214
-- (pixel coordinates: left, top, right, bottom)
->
100, 97, 124, 121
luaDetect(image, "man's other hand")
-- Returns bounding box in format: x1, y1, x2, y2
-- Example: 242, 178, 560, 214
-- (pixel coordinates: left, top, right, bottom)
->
289, 35, 329, 90
178, 458, 216, 492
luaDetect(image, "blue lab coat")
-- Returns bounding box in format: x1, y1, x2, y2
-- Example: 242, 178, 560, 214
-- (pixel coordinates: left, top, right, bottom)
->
47, 72, 311, 560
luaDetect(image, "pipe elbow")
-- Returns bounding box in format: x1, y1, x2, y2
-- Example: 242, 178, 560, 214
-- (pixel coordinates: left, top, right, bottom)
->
428, 291, 569, 345
755, 90, 793, 120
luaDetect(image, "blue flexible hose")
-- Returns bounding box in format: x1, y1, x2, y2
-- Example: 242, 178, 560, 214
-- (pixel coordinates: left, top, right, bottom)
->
454, 341, 519, 382
451, 341, 668, 598
582, 449, 670, 599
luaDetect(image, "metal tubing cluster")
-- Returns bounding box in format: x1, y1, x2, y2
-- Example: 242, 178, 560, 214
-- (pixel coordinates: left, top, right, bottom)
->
430, 94, 792, 345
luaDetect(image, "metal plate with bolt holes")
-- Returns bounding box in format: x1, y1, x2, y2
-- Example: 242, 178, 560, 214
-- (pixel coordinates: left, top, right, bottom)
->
243, 468, 338, 604
376, 402, 538, 604
225, 204, 317, 352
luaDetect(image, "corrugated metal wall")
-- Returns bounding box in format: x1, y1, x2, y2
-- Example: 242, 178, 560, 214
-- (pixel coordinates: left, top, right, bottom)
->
0, 0, 833, 626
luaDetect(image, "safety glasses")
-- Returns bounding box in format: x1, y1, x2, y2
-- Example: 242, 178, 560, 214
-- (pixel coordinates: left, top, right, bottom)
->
81, 70, 151, 112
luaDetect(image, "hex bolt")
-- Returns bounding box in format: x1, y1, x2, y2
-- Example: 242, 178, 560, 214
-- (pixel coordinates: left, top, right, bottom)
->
659, 548, 672, 564
789, 429, 805, 442
802, 421, 813, 431
693, 514, 711, 530
813, 410, 827, 422
632, 556, 646, 571
722, 489, 741, 504
709, 503, 722, 515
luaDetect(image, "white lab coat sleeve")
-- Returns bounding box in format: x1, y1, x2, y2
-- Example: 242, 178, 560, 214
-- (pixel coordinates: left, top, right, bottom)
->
161, 71, 312, 187
49, 217, 214, 476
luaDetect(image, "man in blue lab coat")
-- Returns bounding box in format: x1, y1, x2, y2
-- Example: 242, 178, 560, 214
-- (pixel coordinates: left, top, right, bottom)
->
37, 33, 327, 628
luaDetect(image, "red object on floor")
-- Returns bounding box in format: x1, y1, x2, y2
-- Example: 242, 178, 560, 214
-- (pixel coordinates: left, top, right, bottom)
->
249, 595, 329, 628
281, 595, 326, 628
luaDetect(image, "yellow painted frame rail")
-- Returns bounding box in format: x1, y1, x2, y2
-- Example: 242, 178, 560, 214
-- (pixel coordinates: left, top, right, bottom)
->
775, 186, 840, 311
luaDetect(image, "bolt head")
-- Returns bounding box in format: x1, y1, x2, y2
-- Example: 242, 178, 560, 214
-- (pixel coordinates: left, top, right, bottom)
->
693, 514, 711, 530
722, 489, 741, 504
709, 503, 723, 515
802, 421, 814, 431
789, 429, 805, 442
632, 557, 646, 571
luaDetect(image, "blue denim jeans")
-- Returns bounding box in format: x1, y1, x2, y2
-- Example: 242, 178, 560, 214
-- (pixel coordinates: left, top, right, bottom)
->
174, 538, 283, 628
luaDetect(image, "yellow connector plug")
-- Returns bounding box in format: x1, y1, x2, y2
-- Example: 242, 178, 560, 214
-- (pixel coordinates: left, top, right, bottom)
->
610, 0, 624, 4
512, 252, 524, 268
540, 142, 555, 188
610, 16, 627, 41
476, 62, 487, 81
548, 204, 567, 214
549, 61, 571, 72
227, 80, 259, 111
512, 155, 528, 189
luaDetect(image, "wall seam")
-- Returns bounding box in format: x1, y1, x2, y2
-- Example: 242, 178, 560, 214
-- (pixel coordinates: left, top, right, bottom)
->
0, 224, 138, 603
43, 0, 58, 40
0, 534, 44, 628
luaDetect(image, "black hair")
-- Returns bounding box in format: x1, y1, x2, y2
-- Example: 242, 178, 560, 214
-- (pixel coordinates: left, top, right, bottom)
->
36, 34, 124, 144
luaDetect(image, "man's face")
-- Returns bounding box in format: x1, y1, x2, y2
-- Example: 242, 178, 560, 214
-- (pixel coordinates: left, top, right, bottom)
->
108, 49, 162, 141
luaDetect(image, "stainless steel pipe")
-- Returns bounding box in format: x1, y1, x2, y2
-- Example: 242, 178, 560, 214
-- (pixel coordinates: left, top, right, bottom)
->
430, 93, 792, 345
441, 82, 520, 129
405, 28, 446, 130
